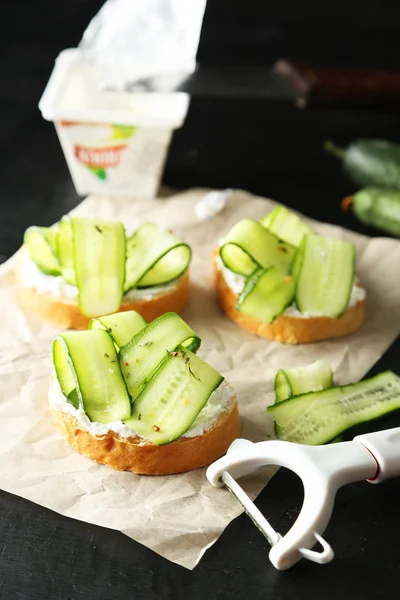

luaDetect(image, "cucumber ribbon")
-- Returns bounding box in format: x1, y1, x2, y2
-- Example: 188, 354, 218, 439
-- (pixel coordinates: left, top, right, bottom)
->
269, 369, 400, 445
23, 227, 61, 276
56, 217, 76, 285
89, 311, 147, 349
119, 312, 201, 401
236, 267, 296, 324
273, 359, 336, 439
24, 218, 192, 318
274, 359, 333, 402
220, 207, 357, 323
53, 329, 132, 424
220, 218, 296, 277
260, 205, 312, 248
124, 223, 191, 291
53, 311, 223, 445
72, 218, 127, 317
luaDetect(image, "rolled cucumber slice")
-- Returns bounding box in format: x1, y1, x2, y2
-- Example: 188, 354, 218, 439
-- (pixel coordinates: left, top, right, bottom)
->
124, 348, 223, 445
56, 217, 76, 285
236, 267, 295, 324
260, 205, 312, 248
41, 226, 59, 253
53, 336, 78, 408
89, 310, 147, 349
119, 312, 201, 402
220, 219, 296, 276
274, 359, 335, 439
268, 370, 400, 445
137, 245, 191, 288
24, 226, 61, 276
125, 223, 191, 292
295, 234, 355, 318
291, 237, 305, 279
275, 359, 333, 402
53, 330, 131, 423
72, 218, 126, 317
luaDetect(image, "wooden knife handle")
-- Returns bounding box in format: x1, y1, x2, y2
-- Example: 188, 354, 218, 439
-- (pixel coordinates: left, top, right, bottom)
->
274, 59, 400, 108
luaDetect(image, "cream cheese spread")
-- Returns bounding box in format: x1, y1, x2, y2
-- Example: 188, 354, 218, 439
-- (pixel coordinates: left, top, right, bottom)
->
195, 189, 232, 221
19, 251, 181, 301
49, 372, 234, 441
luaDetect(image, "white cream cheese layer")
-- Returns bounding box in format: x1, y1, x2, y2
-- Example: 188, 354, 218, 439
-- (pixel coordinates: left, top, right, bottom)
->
195, 189, 232, 221
217, 256, 366, 318
49, 372, 234, 441
19, 251, 181, 301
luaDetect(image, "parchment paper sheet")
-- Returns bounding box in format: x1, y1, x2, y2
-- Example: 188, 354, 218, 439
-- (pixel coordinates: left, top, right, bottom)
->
1, 188, 400, 570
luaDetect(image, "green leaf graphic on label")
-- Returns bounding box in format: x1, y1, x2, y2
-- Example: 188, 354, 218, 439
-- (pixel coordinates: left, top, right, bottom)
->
87, 166, 107, 180
111, 125, 136, 140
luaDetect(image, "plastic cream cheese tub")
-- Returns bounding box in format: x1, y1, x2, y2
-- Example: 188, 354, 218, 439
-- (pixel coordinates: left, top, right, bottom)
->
39, 49, 189, 198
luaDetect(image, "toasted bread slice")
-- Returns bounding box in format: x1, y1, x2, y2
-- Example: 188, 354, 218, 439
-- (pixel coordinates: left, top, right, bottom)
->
213, 250, 366, 344
15, 249, 190, 330
51, 387, 240, 475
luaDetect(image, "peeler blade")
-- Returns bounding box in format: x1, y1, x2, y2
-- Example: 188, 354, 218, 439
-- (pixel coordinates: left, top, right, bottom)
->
222, 471, 281, 546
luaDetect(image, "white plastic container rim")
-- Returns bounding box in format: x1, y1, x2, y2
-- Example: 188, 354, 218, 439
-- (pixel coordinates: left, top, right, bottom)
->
38, 48, 190, 130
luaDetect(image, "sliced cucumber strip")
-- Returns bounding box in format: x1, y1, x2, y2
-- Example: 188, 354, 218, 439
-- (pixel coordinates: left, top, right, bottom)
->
24, 226, 61, 276
275, 359, 333, 402
137, 245, 191, 288
66, 388, 80, 410
56, 217, 76, 285
41, 226, 58, 254
268, 370, 400, 445
260, 205, 312, 248
53, 330, 131, 424
295, 234, 355, 318
274, 371, 291, 404
53, 338, 78, 408
220, 219, 296, 276
119, 312, 201, 402
125, 223, 191, 292
72, 218, 126, 318
274, 359, 334, 438
89, 310, 147, 349
236, 267, 295, 324
124, 348, 223, 445
291, 237, 305, 279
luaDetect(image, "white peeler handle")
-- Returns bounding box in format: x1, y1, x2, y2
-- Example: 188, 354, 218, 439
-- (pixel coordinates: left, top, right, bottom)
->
354, 427, 400, 484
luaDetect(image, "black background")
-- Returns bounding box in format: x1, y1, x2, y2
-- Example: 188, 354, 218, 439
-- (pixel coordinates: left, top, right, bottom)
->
1, 1, 400, 598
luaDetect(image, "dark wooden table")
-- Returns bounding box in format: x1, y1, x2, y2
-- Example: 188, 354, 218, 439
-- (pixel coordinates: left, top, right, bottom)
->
1, 2, 400, 598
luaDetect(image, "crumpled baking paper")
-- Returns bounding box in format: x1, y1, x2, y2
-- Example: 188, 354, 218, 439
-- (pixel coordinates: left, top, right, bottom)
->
1, 188, 400, 570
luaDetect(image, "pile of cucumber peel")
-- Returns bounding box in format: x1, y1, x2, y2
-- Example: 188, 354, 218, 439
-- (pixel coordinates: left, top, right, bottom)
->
269, 360, 400, 445
53, 311, 224, 445
220, 205, 356, 323
24, 217, 191, 317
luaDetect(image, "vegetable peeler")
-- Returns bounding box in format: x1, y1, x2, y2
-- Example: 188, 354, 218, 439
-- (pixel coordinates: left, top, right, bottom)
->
206, 427, 400, 570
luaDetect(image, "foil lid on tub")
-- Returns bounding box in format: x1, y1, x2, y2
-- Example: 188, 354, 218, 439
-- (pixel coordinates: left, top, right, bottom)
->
78, 0, 207, 93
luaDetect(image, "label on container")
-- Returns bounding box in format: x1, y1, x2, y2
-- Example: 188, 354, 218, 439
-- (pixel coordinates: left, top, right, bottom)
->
57, 122, 172, 197
62, 123, 135, 181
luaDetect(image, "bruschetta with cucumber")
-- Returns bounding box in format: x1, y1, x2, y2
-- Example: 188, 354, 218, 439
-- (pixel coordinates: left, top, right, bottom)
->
213, 205, 366, 344
16, 217, 192, 329
50, 310, 240, 474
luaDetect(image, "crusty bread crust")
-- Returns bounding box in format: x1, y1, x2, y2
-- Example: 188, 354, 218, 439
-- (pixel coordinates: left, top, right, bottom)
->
52, 393, 241, 475
213, 250, 366, 344
15, 250, 190, 330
